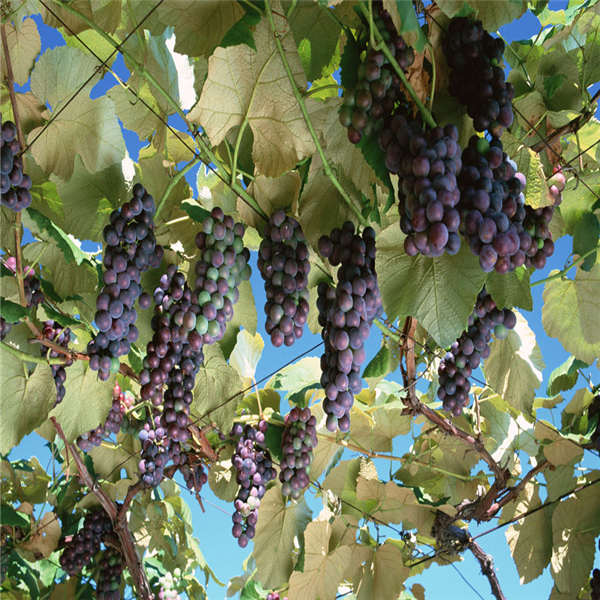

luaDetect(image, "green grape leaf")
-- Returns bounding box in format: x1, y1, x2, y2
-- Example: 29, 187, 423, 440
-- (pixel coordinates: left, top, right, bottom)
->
503, 483, 553, 584
351, 402, 412, 454
559, 170, 600, 235
220, 4, 261, 51
0, 504, 30, 527
0, 300, 30, 324
0, 19, 41, 86
208, 447, 239, 502
339, 27, 362, 92
0, 354, 56, 455
37, 305, 81, 329
486, 268, 533, 310
254, 487, 312, 589
179, 200, 211, 224
363, 345, 391, 379
546, 356, 589, 396
192, 344, 244, 433
485, 311, 544, 416
288, 3, 341, 81
189, 4, 315, 177
265, 421, 285, 462
229, 330, 264, 387
268, 356, 322, 406
573, 212, 599, 271
435, 0, 527, 30
377, 225, 487, 348
382, 1, 428, 52
542, 263, 600, 364
543, 73, 568, 98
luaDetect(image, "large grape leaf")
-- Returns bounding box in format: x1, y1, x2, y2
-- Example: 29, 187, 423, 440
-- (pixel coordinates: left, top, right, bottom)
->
573, 212, 600, 271
0, 19, 41, 86
254, 487, 312, 590
376, 225, 486, 348
436, 0, 527, 31
550, 482, 600, 595
546, 356, 588, 396
484, 311, 544, 416
188, 2, 316, 177
28, 48, 125, 181
157, 0, 245, 58
354, 541, 410, 600
0, 353, 56, 455
559, 170, 600, 236
191, 344, 244, 433
542, 263, 600, 364
239, 173, 302, 231
502, 483, 553, 584
350, 402, 411, 454
486, 268, 533, 311
534, 421, 584, 466
267, 356, 322, 406
287, 520, 353, 600
229, 330, 264, 388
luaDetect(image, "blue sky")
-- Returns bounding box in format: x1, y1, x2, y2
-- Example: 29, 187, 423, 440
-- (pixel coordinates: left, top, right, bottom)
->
8, 2, 600, 599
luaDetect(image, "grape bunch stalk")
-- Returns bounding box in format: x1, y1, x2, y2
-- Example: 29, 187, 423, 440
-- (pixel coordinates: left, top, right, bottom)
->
437, 288, 516, 416
279, 406, 318, 499
88, 183, 163, 381
76, 383, 135, 451
394, 121, 463, 257
318, 221, 382, 432
59, 508, 113, 576
41, 320, 73, 406
443, 18, 515, 138
258, 209, 310, 347
1, 120, 32, 212
192, 207, 251, 344
339, 1, 414, 144
95, 546, 123, 600
230, 420, 277, 548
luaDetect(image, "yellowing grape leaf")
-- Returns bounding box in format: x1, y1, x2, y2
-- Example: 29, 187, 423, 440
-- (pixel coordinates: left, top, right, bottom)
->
355, 541, 410, 600
1, 19, 41, 86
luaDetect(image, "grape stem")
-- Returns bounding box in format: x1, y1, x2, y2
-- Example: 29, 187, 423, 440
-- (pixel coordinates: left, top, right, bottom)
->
530, 244, 600, 287
0, 341, 69, 365
155, 155, 201, 220
360, 2, 437, 129
264, 0, 369, 227
231, 118, 249, 186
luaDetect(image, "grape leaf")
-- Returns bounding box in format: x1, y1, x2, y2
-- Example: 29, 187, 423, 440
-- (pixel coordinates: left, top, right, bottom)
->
355, 541, 410, 600
573, 212, 599, 271
542, 263, 600, 364
559, 170, 600, 235
0, 300, 30, 323
268, 356, 322, 406
351, 402, 412, 454
382, 1, 427, 52
0, 19, 41, 86
534, 421, 584, 466
485, 311, 544, 416
192, 344, 244, 433
486, 268, 533, 311
220, 4, 261, 52
339, 27, 362, 92
376, 225, 487, 348
503, 483, 552, 584
40, 0, 93, 36
544, 73, 568, 98
254, 487, 312, 589
0, 353, 56, 455
229, 330, 264, 388
189, 3, 316, 177
436, 0, 527, 31
20, 512, 61, 559
208, 447, 239, 502
363, 345, 390, 379
546, 356, 588, 396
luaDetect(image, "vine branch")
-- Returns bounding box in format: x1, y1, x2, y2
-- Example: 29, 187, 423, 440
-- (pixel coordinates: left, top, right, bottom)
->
50, 417, 153, 600
1, 341, 69, 366
531, 244, 600, 287
467, 539, 507, 600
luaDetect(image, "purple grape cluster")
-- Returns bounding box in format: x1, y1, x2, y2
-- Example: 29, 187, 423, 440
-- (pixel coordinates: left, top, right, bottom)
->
180, 454, 208, 492
317, 222, 382, 432
192, 207, 251, 345
1, 121, 32, 212
443, 18, 514, 138
77, 383, 135, 451
279, 407, 318, 499
394, 121, 463, 256
230, 420, 277, 548
588, 395, 600, 453
95, 546, 123, 600
267, 594, 288, 600
258, 210, 310, 348
59, 508, 112, 576
437, 288, 516, 416
339, 2, 414, 144
4, 256, 44, 308
138, 265, 205, 487
88, 184, 163, 381
41, 320, 73, 406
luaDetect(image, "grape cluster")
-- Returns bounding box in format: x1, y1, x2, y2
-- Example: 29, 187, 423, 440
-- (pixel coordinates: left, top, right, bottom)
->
393, 121, 463, 256
267, 594, 288, 600
192, 207, 251, 345
96, 546, 123, 600
180, 454, 208, 493
279, 407, 318, 499
59, 508, 113, 576
588, 395, 600, 452
157, 572, 181, 600
4, 256, 44, 308
258, 210, 310, 348
340, 3, 414, 144
1, 121, 32, 212
138, 266, 205, 488
317, 222, 382, 432
230, 420, 277, 548
41, 320, 73, 406
437, 289, 516, 416
0, 537, 12, 584
77, 383, 135, 451
443, 18, 514, 138
88, 184, 163, 381
458, 136, 556, 272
